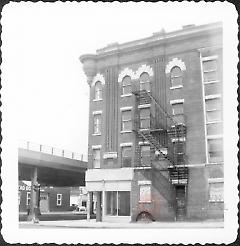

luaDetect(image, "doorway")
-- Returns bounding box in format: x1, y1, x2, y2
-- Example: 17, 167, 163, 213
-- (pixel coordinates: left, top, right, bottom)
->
175, 185, 186, 221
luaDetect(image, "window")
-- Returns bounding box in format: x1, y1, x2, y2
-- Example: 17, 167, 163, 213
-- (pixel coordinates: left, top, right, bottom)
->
205, 98, 222, 123
207, 138, 223, 163
202, 59, 218, 82
206, 122, 222, 135
93, 149, 101, 168
106, 191, 130, 216
18, 191, 21, 206
173, 141, 184, 164
139, 185, 151, 203
57, 194, 62, 206
140, 107, 150, 129
121, 146, 132, 167
170, 66, 182, 87
122, 76, 131, 95
140, 72, 150, 91
94, 81, 102, 100
209, 182, 223, 202
140, 145, 151, 166
121, 110, 132, 131
172, 103, 183, 115
26, 192, 31, 206
93, 114, 101, 134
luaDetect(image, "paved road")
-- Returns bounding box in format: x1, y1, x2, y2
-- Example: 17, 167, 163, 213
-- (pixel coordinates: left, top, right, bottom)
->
19, 219, 224, 229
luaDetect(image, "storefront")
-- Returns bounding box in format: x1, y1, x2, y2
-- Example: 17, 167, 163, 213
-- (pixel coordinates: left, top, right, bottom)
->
86, 168, 133, 222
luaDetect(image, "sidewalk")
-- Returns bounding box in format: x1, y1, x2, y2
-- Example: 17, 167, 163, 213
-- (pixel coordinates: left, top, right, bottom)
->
19, 219, 224, 229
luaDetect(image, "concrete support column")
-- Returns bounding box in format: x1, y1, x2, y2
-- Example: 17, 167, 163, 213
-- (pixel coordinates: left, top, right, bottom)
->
90, 192, 94, 215
96, 191, 102, 222
102, 191, 105, 220
87, 192, 91, 221
27, 167, 40, 223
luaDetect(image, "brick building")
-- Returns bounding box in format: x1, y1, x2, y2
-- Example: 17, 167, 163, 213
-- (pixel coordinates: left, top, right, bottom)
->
19, 181, 71, 213
80, 22, 223, 222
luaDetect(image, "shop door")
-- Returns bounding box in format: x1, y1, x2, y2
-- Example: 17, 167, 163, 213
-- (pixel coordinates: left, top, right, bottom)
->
175, 185, 186, 221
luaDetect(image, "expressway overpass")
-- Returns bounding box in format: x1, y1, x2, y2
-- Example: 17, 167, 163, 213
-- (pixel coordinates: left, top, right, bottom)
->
18, 141, 88, 222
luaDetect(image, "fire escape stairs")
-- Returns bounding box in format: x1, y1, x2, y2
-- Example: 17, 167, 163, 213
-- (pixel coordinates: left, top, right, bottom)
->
133, 89, 188, 185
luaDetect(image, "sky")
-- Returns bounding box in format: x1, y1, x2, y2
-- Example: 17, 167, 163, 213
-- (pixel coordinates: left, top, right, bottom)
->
1, 2, 235, 156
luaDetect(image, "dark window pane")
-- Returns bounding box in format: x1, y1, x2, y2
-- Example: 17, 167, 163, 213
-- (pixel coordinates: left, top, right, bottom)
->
122, 76, 131, 86
171, 66, 182, 77
172, 103, 184, 115
204, 82, 221, 96
118, 192, 130, 216
140, 72, 150, 83
171, 77, 183, 87
203, 60, 217, 71
206, 110, 222, 122
123, 85, 131, 94
203, 71, 218, 82
206, 123, 223, 135
205, 98, 221, 111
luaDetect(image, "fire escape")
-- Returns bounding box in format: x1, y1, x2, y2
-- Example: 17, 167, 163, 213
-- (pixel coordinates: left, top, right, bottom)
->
132, 88, 188, 186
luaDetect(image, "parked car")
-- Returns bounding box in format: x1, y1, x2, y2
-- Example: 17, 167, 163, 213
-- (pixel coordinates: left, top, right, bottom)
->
76, 206, 87, 214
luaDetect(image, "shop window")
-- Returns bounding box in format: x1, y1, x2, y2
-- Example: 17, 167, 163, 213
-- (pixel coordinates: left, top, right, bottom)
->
170, 66, 182, 87
94, 81, 102, 100
202, 59, 218, 82
139, 185, 151, 203
140, 107, 150, 129
121, 146, 132, 167
121, 110, 132, 131
26, 192, 31, 206
93, 149, 101, 168
57, 194, 62, 206
93, 114, 101, 134
207, 138, 223, 163
209, 182, 223, 202
106, 191, 130, 216
122, 76, 131, 95
140, 145, 151, 166
140, 72, 150, 91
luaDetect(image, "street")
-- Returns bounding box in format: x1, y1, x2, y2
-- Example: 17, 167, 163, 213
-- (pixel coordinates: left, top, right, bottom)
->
19, 219, 224, 229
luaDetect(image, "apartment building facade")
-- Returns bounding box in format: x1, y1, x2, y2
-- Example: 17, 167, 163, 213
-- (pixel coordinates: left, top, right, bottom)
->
80, 22, 223, 222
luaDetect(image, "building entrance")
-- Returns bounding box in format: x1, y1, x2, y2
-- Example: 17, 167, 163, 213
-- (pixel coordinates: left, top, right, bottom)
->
175, 185, 186, 221
40, 193, 49, 213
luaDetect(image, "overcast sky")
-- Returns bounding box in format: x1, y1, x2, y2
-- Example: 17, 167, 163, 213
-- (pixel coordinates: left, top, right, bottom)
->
2, 2, 234, 156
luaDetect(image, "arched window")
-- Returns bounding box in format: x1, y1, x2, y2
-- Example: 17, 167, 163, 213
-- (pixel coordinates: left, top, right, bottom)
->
122, 76, 131, 95
94, 81, 102, 100
140, 72, 150, 91
170, 66, 182, 87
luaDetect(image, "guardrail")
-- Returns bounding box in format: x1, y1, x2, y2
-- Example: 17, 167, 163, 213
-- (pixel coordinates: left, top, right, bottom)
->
18, 140, 88, 161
